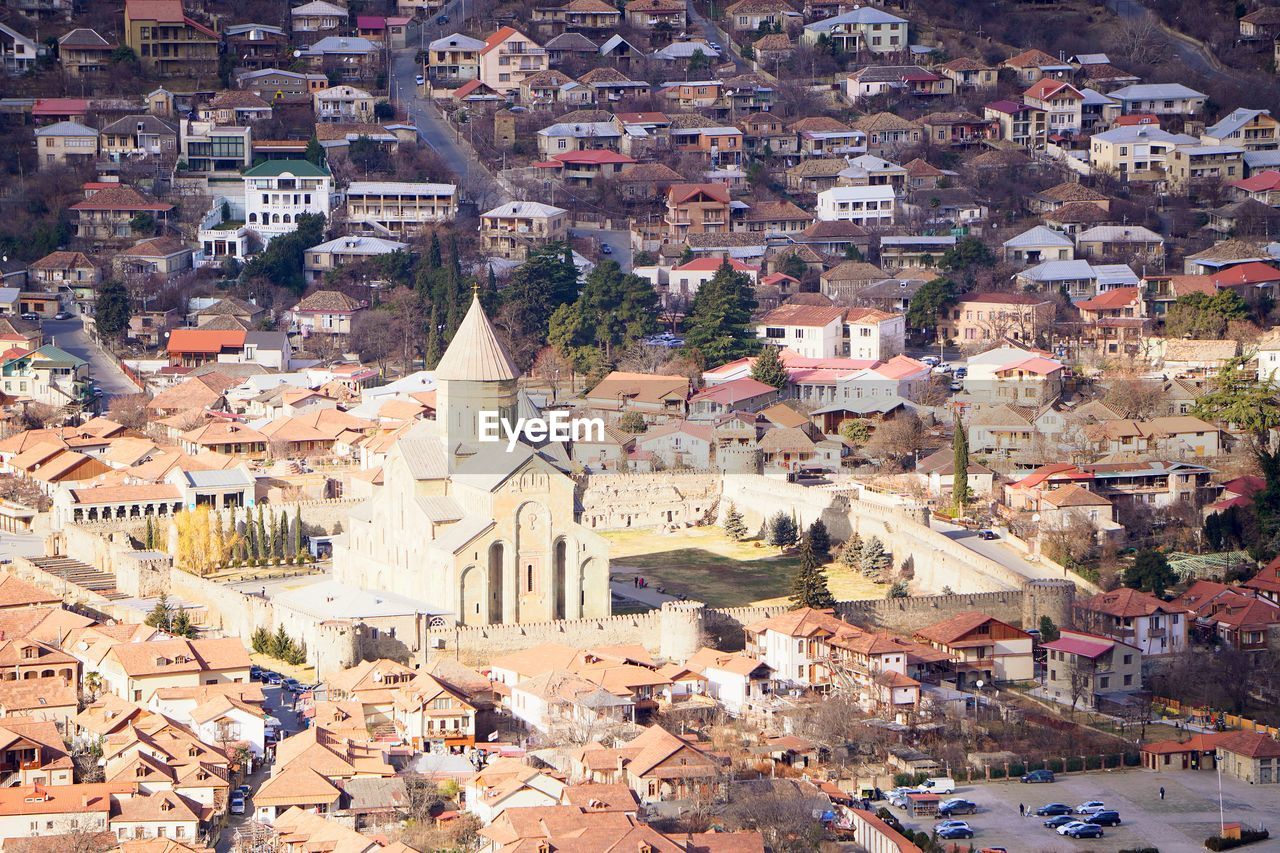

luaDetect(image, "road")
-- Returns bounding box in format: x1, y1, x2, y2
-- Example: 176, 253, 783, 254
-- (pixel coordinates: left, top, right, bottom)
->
42, 316, 138, 399
214, 683, 305, 853
570, 227, 634, 271
686, 2, 748, 74
1103, 0, 1235, 80
392, 18, 508, 203
929, 517, 1071, 585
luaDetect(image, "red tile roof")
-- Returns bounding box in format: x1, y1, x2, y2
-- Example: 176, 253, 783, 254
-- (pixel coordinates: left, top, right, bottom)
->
1210, 261, 1280, 287
1076, 286, 1142, 311
167, 329, 246, 354
1232, 170, 1280, 192
32, 99, 90, 116
552, 150, 636, 165
70, 186, 172, 213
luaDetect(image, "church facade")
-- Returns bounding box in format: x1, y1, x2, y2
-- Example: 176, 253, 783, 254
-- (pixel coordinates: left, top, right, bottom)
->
333, 296, 612, 626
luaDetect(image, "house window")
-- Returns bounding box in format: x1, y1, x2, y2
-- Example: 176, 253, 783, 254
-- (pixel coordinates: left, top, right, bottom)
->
1100, 676, 1110, 689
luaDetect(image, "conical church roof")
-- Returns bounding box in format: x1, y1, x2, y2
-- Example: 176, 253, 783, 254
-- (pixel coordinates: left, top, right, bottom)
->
434, 295, 519, 382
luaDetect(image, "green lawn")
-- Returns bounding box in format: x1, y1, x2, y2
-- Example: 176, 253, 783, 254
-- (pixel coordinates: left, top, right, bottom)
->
605, 527, 885, 607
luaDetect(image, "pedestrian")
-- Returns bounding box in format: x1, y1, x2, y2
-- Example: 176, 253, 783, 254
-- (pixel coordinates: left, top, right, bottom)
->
1019, 803, 1025, 817
1159, 786, 1165, 800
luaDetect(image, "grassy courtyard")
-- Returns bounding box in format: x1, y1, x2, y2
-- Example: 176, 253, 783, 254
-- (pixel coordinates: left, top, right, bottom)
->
604, 526, 885, 608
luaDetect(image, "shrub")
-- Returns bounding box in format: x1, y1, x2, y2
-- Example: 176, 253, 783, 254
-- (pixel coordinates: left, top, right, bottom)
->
989, 766, 1006, 779
1047, 758, 1064, 773
1123, 751, 1142, 767
1103, 754, 1121, 769
1008, 762, 1025, 777
892, 771, 928, 788
1085, 755, 1102, 770
1206, 829, 1269, 850
1065, 757, 1084, 772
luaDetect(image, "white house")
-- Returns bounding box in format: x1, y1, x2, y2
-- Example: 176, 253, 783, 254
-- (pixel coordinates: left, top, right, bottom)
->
816, 185, 896, 225
757, 303, 847, 359
1106, 83, 1206, 116
843, 307, 905, 361
682, 648, 771, 715
149, 690, 269, 757
665, 257, 760, 302
243, 159, 333, 243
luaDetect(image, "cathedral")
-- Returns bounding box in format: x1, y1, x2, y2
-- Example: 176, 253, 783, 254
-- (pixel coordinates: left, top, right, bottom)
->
333, 295, 612, 626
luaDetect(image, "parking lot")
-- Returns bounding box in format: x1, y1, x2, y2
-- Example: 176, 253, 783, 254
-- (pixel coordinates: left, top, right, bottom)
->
885, 769, 1280, 850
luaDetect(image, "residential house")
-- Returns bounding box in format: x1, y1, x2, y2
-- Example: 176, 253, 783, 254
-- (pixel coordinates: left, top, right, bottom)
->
479, 201, 569, 260
1001, 48, 1073, 85
0, 23, 38, 75
243, 160, 333, 243
290, 0, 347, 42
818, 260, 887, 301
1006, 460, 1218, 515
303, 235, 407, 285
28, 252, 100, 293
223, 24, 288, 71
298, 38, 381, 83
665, 183, 731, 240
914, 446, 995, 500
1167, 144, 1245, 192
1076, 225, 1164, 263
852, 112, 921, 157
917, 111, 993, 147
572, 725, 725, 804
236, 68, 330, 103
99, 115, 178, 161
1240, 6, 1280, 38
71, 185, 172, 243
964, 345, 1065, 406
479, 27, 548, 95
1042, 629, 1143, 709
1107, 83, 1207, 116
938, 57, 997, 91
534, 0, 622, 34
1173, 580, 1280, 651
682, 648, 771, 715
0, 345, 90, 407
984, 99, 1040, 148
113, 238, 194, 280
791, 116, 865, 158
663, 257, 759, 303
815, 186, 895, 226
98, 637, 251, 702
1074, 587, 1187, 656
345, 181, 458, 236
57, 28, 115, 76
914, 611, 1034, 686
427, 33, 483, 82
1003, 226, 1075, 265
584, 372, 689, 421
34, 122, 98, 169
879, 235, 955, 270
939, 292, 1054, 346
1022, 79, 1085, 138
291, 291, 367, 336
1201, 108, 1280, 151
1073, 286, 1149, 357
634, 421, 713, 468
800, 7, 909, 54
624, 0, 687, 30
314, 86, 376, 123
123, 0, 218, 76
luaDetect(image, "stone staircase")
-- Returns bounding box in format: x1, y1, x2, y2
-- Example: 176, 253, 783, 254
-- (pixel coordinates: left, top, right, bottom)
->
26, 556, 128, 601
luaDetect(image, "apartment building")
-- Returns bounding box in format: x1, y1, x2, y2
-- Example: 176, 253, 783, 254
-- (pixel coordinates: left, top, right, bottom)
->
1042, 629, 1142, 709
345, 181, 459, 236
34, 122, 98, 169
815, 186, 896, 226
939, 292, 1054, 345
123, 0, 218, 76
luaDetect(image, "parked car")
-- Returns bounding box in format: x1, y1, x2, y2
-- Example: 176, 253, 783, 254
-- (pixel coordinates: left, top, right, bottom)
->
265, 672, 283, 685
283, 678, 301, 692
955, 367, 968, 378
977, 529, 998, 540
436, 14, 449, 23
1075, 801, 1107, 815
1043, 815, 1076, 829
918, 777, 956, 795
1035, 803, 1073, 816
415, 74, 425, 86
1088, 811, 1122, 827
1022, 770, 1055, 783
53, 311, 72, 320
949, 380, 963, 391
229, 795, 245, 815
933, 820, 969, 834
1056, 820, 1091, 836
236, 785, 251, 798
938, 825, 974, 840
600, 243, 613, 254
19, 312, 38, 321
938, 799, 977, 816
1066, 823, 1105, 839
921, 355, 940, 366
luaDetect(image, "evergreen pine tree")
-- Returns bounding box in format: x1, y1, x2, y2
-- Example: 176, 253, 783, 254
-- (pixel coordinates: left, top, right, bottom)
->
789, 534, 836, 610
424, 303, 442, 368
861, 536, 890, 582
250, 626, 270, 654
750, 344, 788, 388
952, 414, 971, 515
270, 625, 290, 659
807, 519, 831, 561
145, 593, 173, 631
723, 503, 748, 541
767, 511, 797, 547
840, 532, 864, 569
171, 607, 195, 638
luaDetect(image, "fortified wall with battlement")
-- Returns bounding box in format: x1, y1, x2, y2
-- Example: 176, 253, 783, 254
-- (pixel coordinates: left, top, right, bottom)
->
435, 582, 1077, 665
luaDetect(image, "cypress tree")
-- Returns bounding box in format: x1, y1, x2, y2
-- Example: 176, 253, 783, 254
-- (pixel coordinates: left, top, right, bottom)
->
278, 512, 289, 558
145, 516, 155, 550
789, 534, 836, 610
428, 233, 443, 268
424, 303, 442, 368
293, 508, 304, 561
952, 413, 971, 515
256, 505, 267, 561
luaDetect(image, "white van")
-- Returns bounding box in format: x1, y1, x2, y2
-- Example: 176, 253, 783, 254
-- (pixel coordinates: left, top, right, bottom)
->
918, 777, 956, 795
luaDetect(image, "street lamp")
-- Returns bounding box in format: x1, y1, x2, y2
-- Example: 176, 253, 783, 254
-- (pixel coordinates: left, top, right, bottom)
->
973, 678, 984, 720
